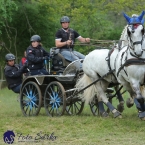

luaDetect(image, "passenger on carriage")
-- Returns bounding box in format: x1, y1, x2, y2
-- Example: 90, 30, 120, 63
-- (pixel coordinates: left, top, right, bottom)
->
55, 16, 90, 62
26, 35, 50, 75
19, 51, 27, 67
4, 53, 28, 93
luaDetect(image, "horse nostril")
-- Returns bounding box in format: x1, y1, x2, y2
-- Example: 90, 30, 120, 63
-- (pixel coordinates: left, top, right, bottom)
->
132, 30, 135, 33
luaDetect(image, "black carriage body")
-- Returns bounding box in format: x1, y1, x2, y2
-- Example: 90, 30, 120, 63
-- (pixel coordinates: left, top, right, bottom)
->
19, 59, 84, 117
21, 74, 77, 92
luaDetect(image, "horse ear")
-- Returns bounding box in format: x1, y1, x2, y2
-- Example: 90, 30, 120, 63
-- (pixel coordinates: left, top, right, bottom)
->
141, 19, 145, 25
138, 11, 145, 21
123, 12, 131, 24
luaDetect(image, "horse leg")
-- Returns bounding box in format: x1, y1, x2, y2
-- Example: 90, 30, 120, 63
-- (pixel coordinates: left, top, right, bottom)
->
117, 76, 134, 108
95, 80, 121, 118
134, 98, 144, 111
131, 83, 145, 119
114, 85, 124, 112
98, 101, 109, 117
131, 83, 144, 107
126, 91, 135, 108
91, 79, 109, 117
127, 89, 145, 112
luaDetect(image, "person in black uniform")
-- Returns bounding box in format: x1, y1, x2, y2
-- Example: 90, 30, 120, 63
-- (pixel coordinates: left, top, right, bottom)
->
55, 16, 90, 62
4, 53, 28, 93
26, 35, 50, 75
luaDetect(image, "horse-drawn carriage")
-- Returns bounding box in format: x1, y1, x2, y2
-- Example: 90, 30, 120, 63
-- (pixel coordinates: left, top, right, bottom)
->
19, 11, 145, 120
19, 47, 119, 117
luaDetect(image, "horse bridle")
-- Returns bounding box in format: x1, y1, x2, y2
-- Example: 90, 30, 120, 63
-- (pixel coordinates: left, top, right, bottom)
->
127, 24, 144, 51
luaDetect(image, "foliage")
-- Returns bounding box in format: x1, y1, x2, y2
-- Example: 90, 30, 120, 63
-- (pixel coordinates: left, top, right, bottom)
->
0, 0, 17, 64
0, 0, 145, 64
98, 0, 145, 15
0, 0, 17, 32
0, 0, 56, 63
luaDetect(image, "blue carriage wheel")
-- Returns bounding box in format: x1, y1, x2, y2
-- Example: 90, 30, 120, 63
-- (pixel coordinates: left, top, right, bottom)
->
20, 81, 42, 116
44, 81, 66, 117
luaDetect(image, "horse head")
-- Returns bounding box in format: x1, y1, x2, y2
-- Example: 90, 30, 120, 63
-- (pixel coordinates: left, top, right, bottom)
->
123, 11, 145, 57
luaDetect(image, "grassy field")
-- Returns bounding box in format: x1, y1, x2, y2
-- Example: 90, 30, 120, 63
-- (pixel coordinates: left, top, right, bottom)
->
0, 87, 145, 145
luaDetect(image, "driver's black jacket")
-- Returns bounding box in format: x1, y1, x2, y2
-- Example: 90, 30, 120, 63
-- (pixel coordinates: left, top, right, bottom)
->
4, 64, 27, 89
26, 45, 49, 70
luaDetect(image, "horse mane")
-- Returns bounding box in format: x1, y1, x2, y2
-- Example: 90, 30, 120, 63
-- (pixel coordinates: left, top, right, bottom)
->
120, 25, 128, 41
119, 25, 129, 48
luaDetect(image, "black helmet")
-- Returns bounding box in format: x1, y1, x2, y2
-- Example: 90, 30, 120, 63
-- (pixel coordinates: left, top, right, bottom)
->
60, 16, 70, 23
30, 35, 41, 42
5, 53, 15, 61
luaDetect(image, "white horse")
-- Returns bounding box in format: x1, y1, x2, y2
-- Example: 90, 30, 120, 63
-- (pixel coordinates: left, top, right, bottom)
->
76, 47, 123, 118
116, 11, 145, 119
76, 11, 145, 119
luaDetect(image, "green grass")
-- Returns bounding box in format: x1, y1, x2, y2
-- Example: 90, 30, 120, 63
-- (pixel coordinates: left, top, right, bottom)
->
0, 88, 145, 145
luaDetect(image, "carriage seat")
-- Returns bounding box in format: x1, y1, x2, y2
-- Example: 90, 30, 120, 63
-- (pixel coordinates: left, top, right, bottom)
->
50, 47, 71, 71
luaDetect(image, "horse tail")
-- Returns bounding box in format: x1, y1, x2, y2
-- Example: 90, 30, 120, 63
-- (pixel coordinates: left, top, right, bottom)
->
140, 85, 145, 99
75, 73, 97, 104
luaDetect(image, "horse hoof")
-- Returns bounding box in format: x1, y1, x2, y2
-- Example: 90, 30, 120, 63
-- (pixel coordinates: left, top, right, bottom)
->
126, 98, 134, 108
113, 110, 121, 118
138, 111, 145, 120
141, 117, 145, 121
118, 115, 122, 119
117, 101, 124, 113
100, 112, 109, 118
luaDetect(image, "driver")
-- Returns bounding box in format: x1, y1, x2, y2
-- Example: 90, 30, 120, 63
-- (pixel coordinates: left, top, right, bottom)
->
55, 16, 90, 62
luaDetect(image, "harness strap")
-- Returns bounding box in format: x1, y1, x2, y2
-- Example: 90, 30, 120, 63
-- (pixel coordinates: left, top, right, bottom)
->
73, 69, 115, 97
133, 41, 142, 45
106, 47, 117, 80
130, 52, 143, 58
117, 58, 145, 77
107, 48, 114, 71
